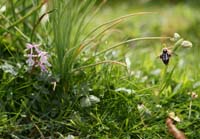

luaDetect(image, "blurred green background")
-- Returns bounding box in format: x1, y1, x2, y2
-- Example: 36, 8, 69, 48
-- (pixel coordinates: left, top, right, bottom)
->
93, 0, 200, 76
1, 0, 200, 138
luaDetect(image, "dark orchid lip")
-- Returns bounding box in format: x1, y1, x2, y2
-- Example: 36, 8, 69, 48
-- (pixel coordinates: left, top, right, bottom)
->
160, 50, 171, 65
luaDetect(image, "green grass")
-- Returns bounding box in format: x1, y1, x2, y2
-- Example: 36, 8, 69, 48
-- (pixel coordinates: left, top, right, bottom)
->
0, 0, 200, 138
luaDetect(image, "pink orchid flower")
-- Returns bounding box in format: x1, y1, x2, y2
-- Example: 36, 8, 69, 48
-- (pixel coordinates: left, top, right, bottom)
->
25, 43, 51, 72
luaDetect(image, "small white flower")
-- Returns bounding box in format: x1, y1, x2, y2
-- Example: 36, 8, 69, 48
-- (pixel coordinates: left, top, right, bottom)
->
0, 6, 6, 13
66, 135, 75, 139
89, 95, 100, 104
115, 88, 134, 94
80, 97, 91, 107
137, 104, 145, 112
181, 40, 192, 48
137, 103, 151, 116
156, 104, 162, 108
191, 92, 198, 99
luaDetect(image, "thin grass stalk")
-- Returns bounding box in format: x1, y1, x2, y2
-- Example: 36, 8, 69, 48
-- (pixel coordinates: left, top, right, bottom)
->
72, 0, 97, 48
159, 64, 168, 94
71, 20, 122, 61
33, 123, 45, 139
188, 100, 192, 119
82, 12, 157, 42
72, 12, 164, 62
172, 38, 184, 52
30, 9, 54, 42
7, 1, 45, 30
8, 0, 17, 21
80, 0, 107, 39
0, 14, 29, 40
73, 60, 126, 72
84, 37, 171, 63
160, 64, 177, 94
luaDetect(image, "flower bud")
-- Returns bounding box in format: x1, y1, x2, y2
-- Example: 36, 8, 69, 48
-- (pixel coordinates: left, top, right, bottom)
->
174, 33, 181, 41
181, 40, 192, 48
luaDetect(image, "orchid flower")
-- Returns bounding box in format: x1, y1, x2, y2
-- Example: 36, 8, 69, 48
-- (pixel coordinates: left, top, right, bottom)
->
25, 43, 51, 72
25, 43, 41, 54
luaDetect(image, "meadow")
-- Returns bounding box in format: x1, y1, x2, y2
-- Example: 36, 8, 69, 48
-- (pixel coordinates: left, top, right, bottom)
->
0, 0, 200, 138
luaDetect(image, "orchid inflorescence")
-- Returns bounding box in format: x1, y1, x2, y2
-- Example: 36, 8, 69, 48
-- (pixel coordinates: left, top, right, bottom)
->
25, 43, 51, 72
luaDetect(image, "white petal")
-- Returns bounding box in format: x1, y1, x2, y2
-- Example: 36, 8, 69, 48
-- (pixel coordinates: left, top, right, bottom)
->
89, 95, 100, 104
80, 97, 91, 107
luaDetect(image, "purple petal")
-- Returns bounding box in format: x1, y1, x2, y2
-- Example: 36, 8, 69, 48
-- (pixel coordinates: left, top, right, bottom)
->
26, 57, 35, 66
